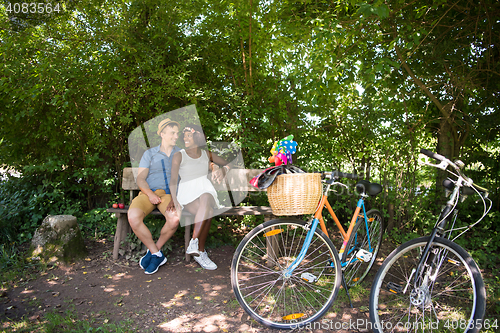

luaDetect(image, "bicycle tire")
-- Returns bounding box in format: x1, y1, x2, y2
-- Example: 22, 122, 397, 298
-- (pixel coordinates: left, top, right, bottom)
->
369, 236, 485, 333
342, 209, 385, 287
231, 218, 342, 330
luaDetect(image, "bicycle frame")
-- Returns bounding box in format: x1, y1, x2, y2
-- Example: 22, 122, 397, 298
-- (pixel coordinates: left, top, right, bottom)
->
412, 179, 462, 286
283, 176, 372, 278
412, 150, 492, 286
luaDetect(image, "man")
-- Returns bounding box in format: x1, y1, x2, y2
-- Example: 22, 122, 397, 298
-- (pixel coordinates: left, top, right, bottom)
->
128, 118, 181, 274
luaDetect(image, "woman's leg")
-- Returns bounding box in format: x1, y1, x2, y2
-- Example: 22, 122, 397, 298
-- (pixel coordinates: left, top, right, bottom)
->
184, 199, 202, 239
184, 193, 215, 250
195, 194, 215, 251
197, 216, 211, 252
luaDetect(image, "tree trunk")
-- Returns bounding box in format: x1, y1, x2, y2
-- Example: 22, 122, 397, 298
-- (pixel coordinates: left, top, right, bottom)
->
436, 110, 455, 203
387, 203, 395, 232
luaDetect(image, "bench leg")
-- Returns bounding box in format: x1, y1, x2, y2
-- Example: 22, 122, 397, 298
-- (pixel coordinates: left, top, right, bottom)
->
184, 216, 192, 262
113, 213, 130, 260
266, 227, 279, 268
264, 216, 278, 267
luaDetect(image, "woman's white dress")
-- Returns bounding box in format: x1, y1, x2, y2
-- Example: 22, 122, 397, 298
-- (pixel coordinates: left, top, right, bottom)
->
176, 149, 221, 208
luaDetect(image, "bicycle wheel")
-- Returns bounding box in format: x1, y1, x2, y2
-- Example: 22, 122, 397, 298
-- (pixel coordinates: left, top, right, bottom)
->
370, 236, 485, 333
231, 218, 342, 330
342, 209, 385, 287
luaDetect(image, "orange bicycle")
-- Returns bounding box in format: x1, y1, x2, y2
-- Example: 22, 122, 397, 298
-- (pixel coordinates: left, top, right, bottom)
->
231, 171, 385, 329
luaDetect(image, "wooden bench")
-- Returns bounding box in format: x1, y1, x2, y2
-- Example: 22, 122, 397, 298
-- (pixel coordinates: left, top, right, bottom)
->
106, 167, 273, 260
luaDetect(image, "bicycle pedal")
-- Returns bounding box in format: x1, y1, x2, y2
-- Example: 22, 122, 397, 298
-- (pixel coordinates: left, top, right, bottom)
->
356, 249, 373, 262
301, 272, 317, 283
386, 282, 403, 294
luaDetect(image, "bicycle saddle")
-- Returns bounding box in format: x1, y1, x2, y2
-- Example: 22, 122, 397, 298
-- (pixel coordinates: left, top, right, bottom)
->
355, 180, 382, 196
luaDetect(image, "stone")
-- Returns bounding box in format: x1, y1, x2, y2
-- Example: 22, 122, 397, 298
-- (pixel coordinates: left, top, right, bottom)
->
30, 215, 87, 263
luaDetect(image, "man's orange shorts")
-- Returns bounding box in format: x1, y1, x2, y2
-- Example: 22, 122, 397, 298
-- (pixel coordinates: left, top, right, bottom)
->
129, 189, 172, 216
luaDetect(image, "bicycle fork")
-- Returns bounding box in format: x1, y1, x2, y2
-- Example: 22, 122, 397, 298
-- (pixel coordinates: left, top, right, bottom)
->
282, 217, 321, 278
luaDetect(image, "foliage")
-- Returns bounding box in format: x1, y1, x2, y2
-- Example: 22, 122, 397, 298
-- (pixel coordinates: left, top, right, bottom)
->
77, 207, 119, 240
0, 0, 499, 303
0, 167, 120, 246
0, 242, 44, 289
0, 173, 81, 244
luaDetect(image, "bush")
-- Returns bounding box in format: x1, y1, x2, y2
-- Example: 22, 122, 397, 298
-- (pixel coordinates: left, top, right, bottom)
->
0, 173, 79, 244
76, 207, 118, 239
0, 163, 119, 245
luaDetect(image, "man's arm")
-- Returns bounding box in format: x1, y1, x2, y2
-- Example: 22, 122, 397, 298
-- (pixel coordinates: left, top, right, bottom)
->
136, 167, 161, 205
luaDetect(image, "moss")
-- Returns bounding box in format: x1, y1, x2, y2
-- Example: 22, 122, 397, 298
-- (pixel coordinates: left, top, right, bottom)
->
30, 225, 87, 264
62, 228, 88, 262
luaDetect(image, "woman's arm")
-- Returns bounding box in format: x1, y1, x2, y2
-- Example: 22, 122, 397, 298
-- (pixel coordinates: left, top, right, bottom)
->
209, 151, 232, 169
208, 151, 233, 183
167, 152, 182, 211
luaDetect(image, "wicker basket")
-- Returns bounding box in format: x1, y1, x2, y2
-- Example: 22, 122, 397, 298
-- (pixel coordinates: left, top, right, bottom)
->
267, 173, 322, 216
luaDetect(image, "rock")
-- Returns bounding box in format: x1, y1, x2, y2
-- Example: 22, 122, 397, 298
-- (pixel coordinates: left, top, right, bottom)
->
30, 215, 87, 263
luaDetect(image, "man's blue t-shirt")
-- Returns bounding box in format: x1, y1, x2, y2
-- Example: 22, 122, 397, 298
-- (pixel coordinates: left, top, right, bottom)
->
139, 145, 181, 193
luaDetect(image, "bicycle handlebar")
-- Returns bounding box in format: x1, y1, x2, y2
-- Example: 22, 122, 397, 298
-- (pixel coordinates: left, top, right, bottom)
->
323, 171, 359, 180
333, 171, 359, 180
419, 148, 491, 242
420, 148, 488, 194
420, 148, 447, 162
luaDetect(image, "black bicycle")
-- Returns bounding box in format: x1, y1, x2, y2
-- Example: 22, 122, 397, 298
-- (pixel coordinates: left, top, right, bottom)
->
369, 149, 491, 333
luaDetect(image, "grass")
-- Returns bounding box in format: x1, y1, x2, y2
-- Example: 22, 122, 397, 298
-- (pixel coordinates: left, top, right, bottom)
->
0, 244, 135, 333
0, 243, 46, 290
1, 308, 137, 333
320, 277, 372, 315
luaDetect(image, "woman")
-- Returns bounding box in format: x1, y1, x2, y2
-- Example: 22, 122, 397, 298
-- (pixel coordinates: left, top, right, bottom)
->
169, 125, 231, 270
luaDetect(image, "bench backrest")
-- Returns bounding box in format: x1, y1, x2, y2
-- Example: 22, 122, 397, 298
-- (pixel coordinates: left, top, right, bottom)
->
121, 167, 264, 205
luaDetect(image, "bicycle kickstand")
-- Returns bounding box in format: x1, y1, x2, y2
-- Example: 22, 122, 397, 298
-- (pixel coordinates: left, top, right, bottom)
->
341, 273, 353, 308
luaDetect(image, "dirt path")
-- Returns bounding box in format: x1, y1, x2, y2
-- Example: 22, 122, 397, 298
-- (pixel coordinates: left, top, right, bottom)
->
1, 237, 394, 332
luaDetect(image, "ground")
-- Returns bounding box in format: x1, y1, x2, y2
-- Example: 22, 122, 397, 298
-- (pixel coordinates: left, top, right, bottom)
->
0, 236, 394, 333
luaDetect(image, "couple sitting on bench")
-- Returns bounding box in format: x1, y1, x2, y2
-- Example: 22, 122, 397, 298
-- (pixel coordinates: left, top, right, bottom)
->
127, 118, 232, 274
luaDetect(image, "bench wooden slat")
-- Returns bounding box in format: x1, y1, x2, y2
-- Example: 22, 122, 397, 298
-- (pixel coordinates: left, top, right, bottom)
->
110, 168, 274, 261
106, 206, 273, 216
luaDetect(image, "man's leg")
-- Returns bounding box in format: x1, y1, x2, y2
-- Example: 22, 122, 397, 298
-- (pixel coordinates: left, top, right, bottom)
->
128, 207, 160, 254
157, 209, 180, 249
128, 191, 169, 274
156, 193, 180, 250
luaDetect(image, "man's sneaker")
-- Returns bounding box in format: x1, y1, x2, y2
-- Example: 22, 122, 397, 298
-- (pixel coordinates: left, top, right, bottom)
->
144, 252, 167, 275
186, 238, 200, 255
194, 251, 217, 270
139, 249, 152, 270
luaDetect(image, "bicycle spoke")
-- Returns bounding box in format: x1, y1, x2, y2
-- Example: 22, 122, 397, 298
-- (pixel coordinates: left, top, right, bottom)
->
232, 219, 341, 329
370, 237, 484, 333
344, 209, 384, 287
